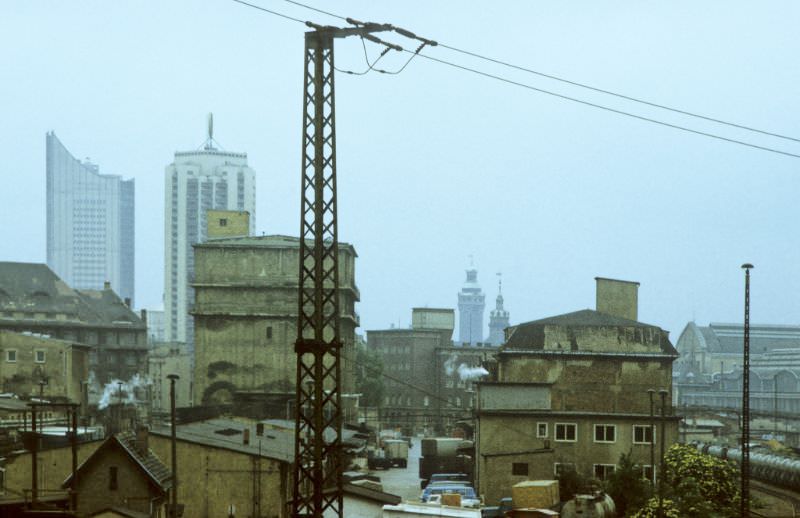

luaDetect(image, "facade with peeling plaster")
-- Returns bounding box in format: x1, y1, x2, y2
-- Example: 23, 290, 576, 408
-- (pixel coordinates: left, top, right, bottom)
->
191, 235, 359, 410
476, 278, 679, 505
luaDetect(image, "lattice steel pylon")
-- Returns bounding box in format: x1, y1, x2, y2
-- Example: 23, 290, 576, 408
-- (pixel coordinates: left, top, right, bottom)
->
292, 22, 392, 518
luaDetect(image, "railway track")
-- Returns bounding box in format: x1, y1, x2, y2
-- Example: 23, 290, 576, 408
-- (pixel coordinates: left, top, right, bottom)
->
751, 480, 800, 518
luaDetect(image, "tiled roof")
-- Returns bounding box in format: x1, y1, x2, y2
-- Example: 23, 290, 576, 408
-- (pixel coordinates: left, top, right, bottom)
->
504, 309, 676, 355
115, 432, 172, 490
0, 262, 144, 329
151, 418, 293, 463
63, 432, 172, 492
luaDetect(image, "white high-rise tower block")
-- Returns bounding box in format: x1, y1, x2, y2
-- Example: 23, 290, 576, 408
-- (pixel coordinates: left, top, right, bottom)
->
164, 117, 256, 355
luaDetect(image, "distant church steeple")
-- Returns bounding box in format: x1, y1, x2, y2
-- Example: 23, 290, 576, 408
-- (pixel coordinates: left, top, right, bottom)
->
487, 272, 510, 346
458, 257, 485, 346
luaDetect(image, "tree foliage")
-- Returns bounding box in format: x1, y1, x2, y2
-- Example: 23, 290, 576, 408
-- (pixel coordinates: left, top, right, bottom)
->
355, 343, 384, 408
605, 452, 652, 516
629, 444, 741, 518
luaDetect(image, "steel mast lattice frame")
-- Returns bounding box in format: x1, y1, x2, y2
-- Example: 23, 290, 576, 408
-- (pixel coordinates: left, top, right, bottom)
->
292, 23, 391, 518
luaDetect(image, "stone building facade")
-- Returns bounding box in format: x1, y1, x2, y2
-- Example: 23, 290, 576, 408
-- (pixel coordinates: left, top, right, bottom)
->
0, 263, 148, 404
0, 330, 89, 403
476, 278, 679, 504
192, 235, 359, 408
149, 418, 292, 518
368, 308, 494, 433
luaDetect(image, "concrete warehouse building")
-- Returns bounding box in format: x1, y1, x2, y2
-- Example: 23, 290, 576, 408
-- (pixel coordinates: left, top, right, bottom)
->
191, 235, 359, 411
476, 278, 680, 505
0, 262, 147, 403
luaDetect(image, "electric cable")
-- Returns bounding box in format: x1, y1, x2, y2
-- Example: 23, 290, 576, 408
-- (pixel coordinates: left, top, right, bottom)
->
278, 0, 800, 144
231, 0, 306, 23
407, 50, 800, 159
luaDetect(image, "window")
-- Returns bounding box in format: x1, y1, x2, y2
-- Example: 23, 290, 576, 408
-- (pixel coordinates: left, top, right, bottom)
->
423, 396, 429, 407
35, 350, 46, 363
5, 350, 16, 362
593, 464, 616, 480
109, 466, 118, 490
554, 463, 576, 476
536, 423, 548, 438
643, 465, 654, 482
594, 424, 616, 443
512, 463, 529, 476
633, 425, 655, 444
266, 326, 273, 341
555, 423, 577, 442
219, 218, 227, 227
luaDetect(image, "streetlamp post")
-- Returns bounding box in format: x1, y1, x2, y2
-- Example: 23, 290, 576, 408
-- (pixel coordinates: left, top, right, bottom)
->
741, 263, 754, 518
658, 389, 669, 518
167, 374, 182, 518
647, 389, 656, 487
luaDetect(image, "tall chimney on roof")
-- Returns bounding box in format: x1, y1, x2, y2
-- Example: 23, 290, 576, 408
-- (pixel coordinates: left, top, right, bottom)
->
136, 425, 149, 455
595, 277, 639, 321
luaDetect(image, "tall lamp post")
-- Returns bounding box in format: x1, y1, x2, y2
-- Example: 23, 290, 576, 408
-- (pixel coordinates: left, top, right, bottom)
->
647, 389, 656, 487
657, 389, 668, 518
741, 263, 753, 518
167, 374, 182, 518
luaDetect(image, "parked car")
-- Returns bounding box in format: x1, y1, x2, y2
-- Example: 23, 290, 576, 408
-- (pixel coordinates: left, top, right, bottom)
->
421, 472, 471, 489
420, 484, 481, 508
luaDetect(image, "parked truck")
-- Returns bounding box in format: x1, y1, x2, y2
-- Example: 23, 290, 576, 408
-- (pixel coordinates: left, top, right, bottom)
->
383, 439, 410, 468
419, 438, 475, 488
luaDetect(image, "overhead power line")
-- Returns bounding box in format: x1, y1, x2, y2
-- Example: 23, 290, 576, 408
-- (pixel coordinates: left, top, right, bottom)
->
265, 0, 800, 158
408, 51, 800, 159
231, 0, 306, 23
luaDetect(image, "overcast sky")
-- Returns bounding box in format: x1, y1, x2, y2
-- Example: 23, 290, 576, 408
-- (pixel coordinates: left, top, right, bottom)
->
2, 1, 798, 341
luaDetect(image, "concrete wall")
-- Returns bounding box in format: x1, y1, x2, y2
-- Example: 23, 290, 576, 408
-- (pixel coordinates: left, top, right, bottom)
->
206, 210, 250, 239
148, 344, 192, 410
595, 277, 639, 321
478, 384, 551, 411
148, 434, 289, 518
499, 355, 671, 415
0, 331, 89, 402
1, 440, 102, 504
477, 414, 679, 505
412, 308, 455, 334
192, 241, 358, 406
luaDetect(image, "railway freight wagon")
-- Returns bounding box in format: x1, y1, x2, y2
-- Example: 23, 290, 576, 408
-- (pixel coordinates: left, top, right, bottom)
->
419, 437, 475, 488
698, 443, 800, 490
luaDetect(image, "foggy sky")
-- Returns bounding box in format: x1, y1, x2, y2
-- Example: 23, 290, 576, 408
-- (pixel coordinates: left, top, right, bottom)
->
2, 1, 798, 341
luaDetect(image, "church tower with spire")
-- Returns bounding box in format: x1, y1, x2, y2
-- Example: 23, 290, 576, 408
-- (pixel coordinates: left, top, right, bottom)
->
458, 261, 485, 346
487, 273, 510, 346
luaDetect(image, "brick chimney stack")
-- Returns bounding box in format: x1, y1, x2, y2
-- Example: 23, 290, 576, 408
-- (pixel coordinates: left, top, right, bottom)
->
136, 425, 149, 455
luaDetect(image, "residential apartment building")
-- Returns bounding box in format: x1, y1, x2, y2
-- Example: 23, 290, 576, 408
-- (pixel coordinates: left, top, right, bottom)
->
46, 132, 135, 305
0, 262, 147, 404
476, 278, 679, 504
368, 308, 494, 433
191, 235, 358, 409
0, 330, 90, 403
164, 131, 255, 354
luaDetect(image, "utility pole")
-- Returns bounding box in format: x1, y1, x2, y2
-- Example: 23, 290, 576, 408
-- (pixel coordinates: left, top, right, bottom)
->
291, 21, 396, 518
167, 374, 182, 518
741, 263, 753, 518
658, 389, 668, 518
647, 389, 655, 487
